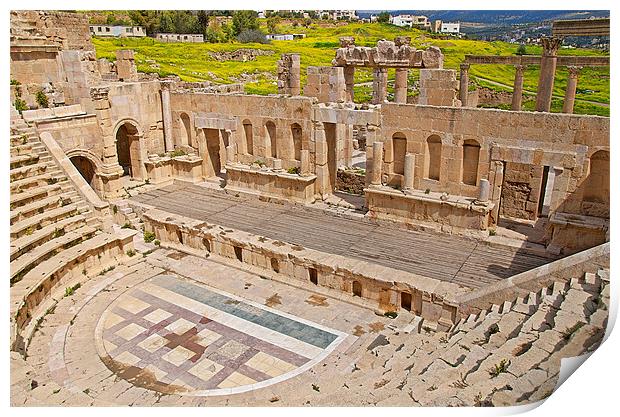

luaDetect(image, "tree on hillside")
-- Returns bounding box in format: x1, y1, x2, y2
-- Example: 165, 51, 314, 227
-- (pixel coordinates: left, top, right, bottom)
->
158, 12, 175, 33
197, 10, 210, 36
266, 16, 280, 34
377, 11, 390, 23
128, 10, 160, 35
302, 18, 312, 28
516, 44, 527, 55
232, 10, 259, 36
171, 10, 200, 33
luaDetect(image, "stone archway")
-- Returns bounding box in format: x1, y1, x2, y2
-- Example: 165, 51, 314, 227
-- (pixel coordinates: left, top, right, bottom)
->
114, 121, 145, 180
70, 155, 96, 186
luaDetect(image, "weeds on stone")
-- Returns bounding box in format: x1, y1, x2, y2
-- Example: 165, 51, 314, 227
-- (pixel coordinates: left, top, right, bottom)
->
287, 167, 300, 175
52, 228, 65, 239
35, 90, 49, 108
46, 177, 59, 185
312, 384, 320, 392
14, 98, 28, 113
384, 311, 398, 319
126, 249, 137, 257
488, 229, 496, 236
64, 283, 81, 297
121, 222, 134, 230
143, 230, 156, 243
562, 322, 585, 341
169, 149, 187, 158
45, 305, 56, 315
98, 265, 115, 276
154, 240, 161, 246
112, 205, 118, 214
424, 188, 431, 194
489, 359, 510, 378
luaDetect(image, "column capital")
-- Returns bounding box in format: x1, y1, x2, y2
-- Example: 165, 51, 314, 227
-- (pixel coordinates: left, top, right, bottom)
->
160, 80, 174, 90
89, 86, 110, 101
567, 65, 583, 78
459, 63, 470, 71
540, 36, 562, 57
514, 64, 527, 74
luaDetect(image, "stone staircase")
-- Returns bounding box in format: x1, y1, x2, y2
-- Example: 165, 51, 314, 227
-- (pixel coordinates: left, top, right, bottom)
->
9, 109, 136, 354
336, 268, 609, 406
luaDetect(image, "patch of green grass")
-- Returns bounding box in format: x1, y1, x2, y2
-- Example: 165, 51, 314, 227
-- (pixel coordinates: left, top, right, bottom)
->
143, 230, 156, 243
91, 21, 608, 115
64, 283, 81, 297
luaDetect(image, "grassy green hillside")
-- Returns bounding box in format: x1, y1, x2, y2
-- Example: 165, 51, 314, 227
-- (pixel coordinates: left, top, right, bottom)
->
92, 22, 609, 116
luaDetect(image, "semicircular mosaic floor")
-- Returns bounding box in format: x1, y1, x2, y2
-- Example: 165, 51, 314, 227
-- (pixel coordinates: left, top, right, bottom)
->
95, 274, 347, 396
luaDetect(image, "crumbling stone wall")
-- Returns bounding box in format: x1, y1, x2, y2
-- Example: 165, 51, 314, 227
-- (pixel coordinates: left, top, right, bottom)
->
304, 66, 346, 103
418, 69, 461, 107
10, 10, 93, 51
277, 54, 301, 95
499, 162, 544, 220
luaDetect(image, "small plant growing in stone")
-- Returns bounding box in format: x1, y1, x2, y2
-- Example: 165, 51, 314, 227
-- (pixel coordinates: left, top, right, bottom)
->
35, 90, 49, 108
121, 222, 134, 229
154, 239, 161, 246
489, 359, 510, 378
126, 249, 136, 257
143, 230, 156, 243
10, 79, 21, 86
169, 148, 186, 158
46, 177, 59, 185
14, 98, 28, 113
424, 188, 431, 194
488, 229, 496, 236
384, 311, 398, 319
64, 283, 81, 297
112, 205, 118, 214
287, 167, 301, 175
312, 384, 320, 392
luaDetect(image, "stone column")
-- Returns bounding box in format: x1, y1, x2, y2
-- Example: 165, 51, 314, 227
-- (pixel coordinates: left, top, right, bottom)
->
370, 141, 384, 186
488, 160, 504, 226
371, 67, 388, 104
403, 153, 415, 191
300, 149, 310, 176
160, 81, 174, 152
511, 65, 526, 111
562, 66, 582, 114
343, 66, 355, 102
459, 63, 470, 106
313, 122, 330, 197
89, 86, 124, 199
478, 178, 490, 202
225, 144, 235, 165
394, 68, 409, 104
535, 37, 562, 112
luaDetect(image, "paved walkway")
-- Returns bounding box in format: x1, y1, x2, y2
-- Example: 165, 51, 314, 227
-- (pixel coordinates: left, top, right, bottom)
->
130, 183, 554, 289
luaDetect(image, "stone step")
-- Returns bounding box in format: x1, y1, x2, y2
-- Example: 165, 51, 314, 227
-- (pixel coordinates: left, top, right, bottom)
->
10, 184, 61, 209
10, 172, 61, 193
10, 204, 79, 240
10, 162, 48, 182
10, 143, 33, 157
10, 134, 30, 147
10, 153, 40, 170
11, 224, 95, 284
10, 194, 65, 226
10, 213, 87, 262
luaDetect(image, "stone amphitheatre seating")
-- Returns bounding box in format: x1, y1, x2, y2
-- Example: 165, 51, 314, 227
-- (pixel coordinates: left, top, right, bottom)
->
9, 108, 136, 355
336, 269, 609, 406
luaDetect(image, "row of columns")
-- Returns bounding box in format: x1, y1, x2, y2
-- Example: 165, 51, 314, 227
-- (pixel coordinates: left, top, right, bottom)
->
459, 56, 582, 113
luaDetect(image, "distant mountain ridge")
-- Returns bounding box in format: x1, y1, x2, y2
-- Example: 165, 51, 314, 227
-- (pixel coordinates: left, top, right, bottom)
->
356, 10, 609, 24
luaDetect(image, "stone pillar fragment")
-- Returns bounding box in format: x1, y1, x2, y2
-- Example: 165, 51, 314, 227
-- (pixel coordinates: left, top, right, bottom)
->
225, 144, 235, 164
89, 86, 124, 199
160, 81, 174, 152
277, 53, 301, 95
343, 66, 355, 102
562, 66, 582, 114
535, 37, 562, 112
511, 65, 526, 111
370, 141, 384, 186
394, 68, 408, 104
371, 67, 388, 104
115, 49, 138, 81
459, 63, 470, 107
478, 178, 490, 202
300, 149, 310, 175
403, 153, 415, 191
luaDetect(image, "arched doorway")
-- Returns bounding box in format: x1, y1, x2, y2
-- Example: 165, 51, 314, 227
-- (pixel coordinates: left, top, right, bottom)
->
70, 156, 96, 186
266, 121, 277, 158
291, 123, 302, 162
115, 122, 142, 179
179, 113, 193, 148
